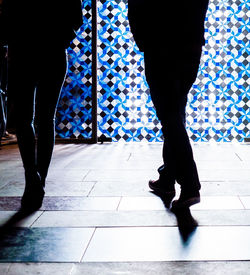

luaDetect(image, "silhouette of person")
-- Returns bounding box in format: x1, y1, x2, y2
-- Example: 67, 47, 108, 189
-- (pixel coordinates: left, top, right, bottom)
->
3, 0, 83, 211
128, 0, 209, 208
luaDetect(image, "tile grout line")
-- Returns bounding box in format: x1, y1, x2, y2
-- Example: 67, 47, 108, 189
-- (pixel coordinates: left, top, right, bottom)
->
116, 196, 123, 211
81, 170, 92, 181
238, 196, 246, 210
86, 181, 97, 197
126, 153, 132, 161
30, 211, 45, 227
235, 153, 243, 162
80, 227, 97, 262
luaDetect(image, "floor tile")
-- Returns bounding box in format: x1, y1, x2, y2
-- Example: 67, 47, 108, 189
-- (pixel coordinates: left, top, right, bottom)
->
1, 143, 250, 267
4, 261, 250, 275
118, 196, 244, 211
192, 210, 250, 226
84, 169, 158, 182
191, 196, 244, 210
83, 226, 250, 262
0, 197, 22, 211
0, 228, 94, 262
0, 211, 43, 227
32, 209, 250, 228
6, 263, 74, 275
0, 160, 23, 171
89, 181, 154, 197
44, 181, 95, 197
31, 210, 176, 227
192, 144, 240, 161
200, 181, 250, 196
71, 261, 250, 275
234, 147, 250, 162
0, 182, 25, 197
199, 169, 250, 181
118, 197, 168, 211
40, 196, 121, 211
0, 181, 96, 197
46, 169, 90, 181
0, 197, 121, 211
239, 196, 250, 209
0, 263, 10, 274
196, 160, 245, 170
0, 170, 24, 186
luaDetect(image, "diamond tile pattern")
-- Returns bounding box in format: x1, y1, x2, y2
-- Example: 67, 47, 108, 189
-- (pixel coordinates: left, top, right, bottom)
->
55, 0, 249, 142
55, 0, 93, 139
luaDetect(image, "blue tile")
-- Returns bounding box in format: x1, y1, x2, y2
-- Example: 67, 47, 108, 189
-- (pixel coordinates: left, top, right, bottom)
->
0, 228, 94, 262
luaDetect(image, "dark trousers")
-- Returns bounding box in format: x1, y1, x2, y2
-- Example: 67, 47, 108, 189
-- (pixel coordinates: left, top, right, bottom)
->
0, 45, 8, 141
8, 47, 67, 183
144, 46, 202, 192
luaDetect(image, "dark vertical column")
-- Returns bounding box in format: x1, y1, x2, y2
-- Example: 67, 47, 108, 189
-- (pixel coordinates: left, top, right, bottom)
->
91, 0, 98, 143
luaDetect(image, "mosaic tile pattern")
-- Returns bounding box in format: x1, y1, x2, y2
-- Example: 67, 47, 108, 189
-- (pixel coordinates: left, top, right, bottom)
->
97, 0, 249, 142
97, 0, 161, 142
55, 0, 93, 139
55, 0, 249, 142
187, 0, 250, 141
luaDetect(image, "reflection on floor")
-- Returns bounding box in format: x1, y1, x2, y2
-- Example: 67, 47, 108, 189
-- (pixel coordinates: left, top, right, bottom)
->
1, 143, 250, 274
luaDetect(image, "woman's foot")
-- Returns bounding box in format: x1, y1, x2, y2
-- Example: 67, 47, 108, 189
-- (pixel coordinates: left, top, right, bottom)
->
21, 172, 45, 212
149, 179, 176, 196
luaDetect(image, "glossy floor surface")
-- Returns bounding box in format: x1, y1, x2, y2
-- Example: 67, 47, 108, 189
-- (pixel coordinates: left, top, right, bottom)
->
1, 143, 250, 274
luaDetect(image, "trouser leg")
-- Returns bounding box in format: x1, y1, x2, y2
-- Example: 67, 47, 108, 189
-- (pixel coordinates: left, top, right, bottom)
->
144, 47, 202, 192
36, 51, 67, 183
12, 82, 37, 175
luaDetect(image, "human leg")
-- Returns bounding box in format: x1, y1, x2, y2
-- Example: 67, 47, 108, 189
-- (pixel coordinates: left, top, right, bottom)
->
35, 50, 67, 185
144, 47, 202, 202
143, 51, 176, 192
7, 54, 44, 211
170, 47, 203, 207
8, 60, 37, 177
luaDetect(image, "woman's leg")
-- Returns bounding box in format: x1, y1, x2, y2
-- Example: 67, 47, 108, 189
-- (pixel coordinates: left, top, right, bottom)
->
35, 51, 67, 185
8, 55, 38, 181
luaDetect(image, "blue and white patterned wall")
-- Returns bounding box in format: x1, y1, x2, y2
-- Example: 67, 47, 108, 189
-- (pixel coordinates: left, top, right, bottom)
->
56, 0, 249, 142
56, 0, 93, 139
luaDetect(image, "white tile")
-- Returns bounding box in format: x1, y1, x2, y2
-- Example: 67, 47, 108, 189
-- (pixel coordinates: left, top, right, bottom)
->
47, 169, 90, 181
196, 161, 245, 170
32, 210, 176, 227
45, 181, 95, 196
83, 226, 250, 262
199, 169, 250, 181
77, 197, 121, 210
0, 181, 95, 197
89, 181, 154, 197
118, 196, 244, 211
200, 181, 250, 196
84, 169, 158, 181
191, 196, 244, 210
0, 211, 43, 227
118, 197, 167, 211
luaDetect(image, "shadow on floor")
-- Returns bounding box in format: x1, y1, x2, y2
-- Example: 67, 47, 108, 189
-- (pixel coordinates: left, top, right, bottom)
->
151, 191, 198, 244
0, 209, 35, 236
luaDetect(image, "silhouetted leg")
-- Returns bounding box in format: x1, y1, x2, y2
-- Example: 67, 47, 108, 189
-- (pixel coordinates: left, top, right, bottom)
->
161, 114, 200, 192
144, 51, 176, 185
144, 47, 202, 193
36, 51, 67, 184
8, 64, 37, 179
15, 90, 37, 178
8, 54, 44, 211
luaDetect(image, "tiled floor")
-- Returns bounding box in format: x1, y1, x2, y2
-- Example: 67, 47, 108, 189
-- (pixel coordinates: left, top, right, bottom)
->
1, 143, 250, 274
